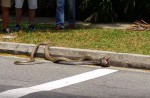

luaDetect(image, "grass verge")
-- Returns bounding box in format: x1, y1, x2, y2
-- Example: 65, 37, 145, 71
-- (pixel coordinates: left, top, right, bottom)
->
0, 23, 150, 55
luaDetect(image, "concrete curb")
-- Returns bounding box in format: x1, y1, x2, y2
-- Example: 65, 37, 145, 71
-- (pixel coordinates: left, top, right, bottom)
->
0, 42, 150, 70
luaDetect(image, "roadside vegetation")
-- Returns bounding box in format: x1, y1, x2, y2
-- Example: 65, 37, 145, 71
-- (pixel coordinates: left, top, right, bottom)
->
10, 0, 150, 23
0, 24, 149, 55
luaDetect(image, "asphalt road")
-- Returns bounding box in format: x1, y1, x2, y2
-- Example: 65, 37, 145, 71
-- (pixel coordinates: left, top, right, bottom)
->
0, 56, 150, 98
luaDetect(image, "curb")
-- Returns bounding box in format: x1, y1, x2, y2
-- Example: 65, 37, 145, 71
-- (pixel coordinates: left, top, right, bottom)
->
0, 42, 150, 70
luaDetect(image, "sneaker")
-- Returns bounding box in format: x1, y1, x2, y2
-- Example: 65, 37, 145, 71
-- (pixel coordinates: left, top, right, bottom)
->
69, 24, 75, 29
2, 28, 11, 34
28, 25, 35, 32
54, 25, 64, 30
13, 24, 21, 31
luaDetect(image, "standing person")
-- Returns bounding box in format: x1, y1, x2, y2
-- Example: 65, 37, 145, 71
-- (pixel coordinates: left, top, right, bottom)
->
0, 0, 11, 33
13, 0, 37, 31
55, 0, 76, 30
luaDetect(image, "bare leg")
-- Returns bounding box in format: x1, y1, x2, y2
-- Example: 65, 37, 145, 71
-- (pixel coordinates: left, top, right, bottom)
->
29, 9, 35, 25
15, 8, 22, 25
1, 7, 10, 29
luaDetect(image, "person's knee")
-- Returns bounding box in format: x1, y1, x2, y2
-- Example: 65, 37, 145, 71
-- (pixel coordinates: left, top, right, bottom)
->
57, 0, 64, 7
1, 7, 10, 13
29, 5, 37, 9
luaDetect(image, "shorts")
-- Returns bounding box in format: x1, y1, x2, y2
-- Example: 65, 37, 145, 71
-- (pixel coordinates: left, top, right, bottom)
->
0, 0, 11, 7
15, 0, 37, 9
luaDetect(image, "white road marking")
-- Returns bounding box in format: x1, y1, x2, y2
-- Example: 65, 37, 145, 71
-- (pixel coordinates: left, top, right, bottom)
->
0, 69, 118, 98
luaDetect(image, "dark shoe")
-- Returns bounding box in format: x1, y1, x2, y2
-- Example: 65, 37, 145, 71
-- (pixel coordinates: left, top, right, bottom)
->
28, 25, 35, 32
2, 28, 11, 34
69, 24, 75, 29
54, 25, 64, 30
13, 24, 21, 31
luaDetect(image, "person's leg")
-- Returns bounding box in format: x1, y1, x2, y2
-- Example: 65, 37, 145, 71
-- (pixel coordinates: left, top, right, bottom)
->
15, 8, 22, 25
56, 0, 65, 29
13, 0, 24, 31
28, 0, 37, 25
1, 0, 11, 33
67, 0, 75, 26
15, 0, 24, 25
1, 7, 9, 29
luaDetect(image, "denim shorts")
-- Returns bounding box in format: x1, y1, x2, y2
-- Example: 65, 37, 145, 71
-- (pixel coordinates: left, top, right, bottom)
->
15, 0, 37, 9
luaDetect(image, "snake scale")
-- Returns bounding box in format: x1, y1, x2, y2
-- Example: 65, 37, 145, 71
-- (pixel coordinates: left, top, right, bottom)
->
14, 43, 110, 67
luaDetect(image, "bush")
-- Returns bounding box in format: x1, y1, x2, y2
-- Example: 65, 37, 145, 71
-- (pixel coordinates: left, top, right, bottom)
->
10, 0, 150, 23
79, 0, 150, 23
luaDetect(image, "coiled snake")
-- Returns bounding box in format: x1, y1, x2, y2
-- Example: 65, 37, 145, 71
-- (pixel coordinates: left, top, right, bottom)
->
14, 43, 110, 67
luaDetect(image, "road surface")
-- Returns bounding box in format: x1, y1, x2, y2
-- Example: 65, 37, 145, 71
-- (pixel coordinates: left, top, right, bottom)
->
0, 56, 150, 98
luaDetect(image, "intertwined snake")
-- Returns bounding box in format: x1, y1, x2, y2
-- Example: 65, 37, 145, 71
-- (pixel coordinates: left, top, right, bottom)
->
14, 42, 47, 65
14, 43, 110, 67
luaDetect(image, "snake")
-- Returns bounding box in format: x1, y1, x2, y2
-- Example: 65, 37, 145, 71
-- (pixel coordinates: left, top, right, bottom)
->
14, 42, 48, 65
14, 43, 110, 67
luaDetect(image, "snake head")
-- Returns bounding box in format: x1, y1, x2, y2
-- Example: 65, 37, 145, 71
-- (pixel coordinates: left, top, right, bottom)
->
100, 57, 110, 67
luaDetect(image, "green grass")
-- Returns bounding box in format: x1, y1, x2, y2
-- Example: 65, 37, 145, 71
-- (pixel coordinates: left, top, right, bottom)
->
0, 23, 150, 55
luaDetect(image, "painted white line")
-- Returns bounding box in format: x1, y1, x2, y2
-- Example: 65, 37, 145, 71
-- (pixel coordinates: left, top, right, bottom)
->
0, 69, 118, 98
